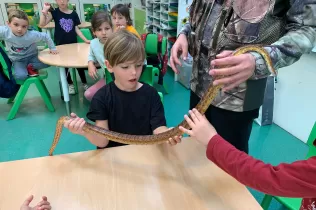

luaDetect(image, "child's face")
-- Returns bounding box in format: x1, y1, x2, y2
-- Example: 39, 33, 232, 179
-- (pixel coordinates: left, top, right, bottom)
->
106, 60, 143, 91
93, 22, 113, 44
56, 0, 68, 10
112, 12, 127, 28
8, 17, 28, 37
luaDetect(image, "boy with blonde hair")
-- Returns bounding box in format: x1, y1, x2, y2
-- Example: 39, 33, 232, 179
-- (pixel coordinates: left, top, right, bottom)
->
64, 30, 181, 148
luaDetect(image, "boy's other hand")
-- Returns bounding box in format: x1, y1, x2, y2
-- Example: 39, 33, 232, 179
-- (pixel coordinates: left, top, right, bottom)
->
167, 127, 182, 146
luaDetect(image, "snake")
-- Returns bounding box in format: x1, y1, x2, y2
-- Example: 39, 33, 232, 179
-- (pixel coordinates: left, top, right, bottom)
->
49, 45, 276, 156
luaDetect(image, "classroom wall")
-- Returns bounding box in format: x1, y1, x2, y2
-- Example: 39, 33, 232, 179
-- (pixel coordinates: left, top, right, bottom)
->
273, 52, 316, 143
133, 8, 146, 35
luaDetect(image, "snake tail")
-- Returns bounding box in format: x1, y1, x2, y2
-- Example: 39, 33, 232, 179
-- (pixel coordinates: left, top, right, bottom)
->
49, 116, 69, 156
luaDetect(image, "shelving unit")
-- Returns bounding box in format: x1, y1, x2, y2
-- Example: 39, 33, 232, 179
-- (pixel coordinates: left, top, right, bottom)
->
145, 0, 178, 61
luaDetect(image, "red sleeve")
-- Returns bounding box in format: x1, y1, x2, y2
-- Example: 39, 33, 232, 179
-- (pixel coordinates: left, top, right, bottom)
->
206, 134, 316, 198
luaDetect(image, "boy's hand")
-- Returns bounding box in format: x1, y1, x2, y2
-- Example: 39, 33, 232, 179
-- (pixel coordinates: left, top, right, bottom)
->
167, 127, 182, 146
20, 195, 51, 210
85, 40, 91, 44
88, 65, 98, 80
42, 3, 51, 14
64, 113, 86, 135
49, 49, 58, 54
179, 109, 217, 146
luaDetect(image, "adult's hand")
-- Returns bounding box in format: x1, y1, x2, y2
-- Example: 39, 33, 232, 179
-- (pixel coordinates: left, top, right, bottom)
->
170, 34, 188, 74
209, 50, 256, 91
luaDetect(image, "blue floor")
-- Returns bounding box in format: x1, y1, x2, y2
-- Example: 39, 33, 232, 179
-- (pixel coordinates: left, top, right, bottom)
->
0, 67, 308, 209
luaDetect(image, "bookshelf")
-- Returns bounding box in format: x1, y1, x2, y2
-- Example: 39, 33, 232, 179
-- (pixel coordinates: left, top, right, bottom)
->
145, 0, 178, 60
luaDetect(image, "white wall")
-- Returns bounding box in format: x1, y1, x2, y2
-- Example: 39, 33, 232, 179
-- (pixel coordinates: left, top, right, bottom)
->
273, 52, 316, 143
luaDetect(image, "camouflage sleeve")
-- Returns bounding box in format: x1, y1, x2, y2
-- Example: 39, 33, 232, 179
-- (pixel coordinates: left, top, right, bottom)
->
249, 0, 316, 80
179, 23, 191, 37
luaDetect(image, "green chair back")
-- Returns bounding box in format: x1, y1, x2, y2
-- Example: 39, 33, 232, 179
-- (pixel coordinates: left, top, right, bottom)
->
19, 3, 35, 16
139, 65, 159, 86
144, 34, 167, 55
0, 42, 10, 78
77, 28, 93, 43
145, 34, 158, 55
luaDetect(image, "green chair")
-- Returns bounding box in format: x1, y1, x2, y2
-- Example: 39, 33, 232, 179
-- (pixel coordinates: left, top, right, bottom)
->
158, 91, 163, 103
29, 12, 42, 32
84, 4, 95, 22
261, 122, 316, 209
70, 28, 93, 93
77, 28, 93, 43
0, 43, 54, 120
143, 33, 169, 93
140, 65, 163, 103
68, 4, 75, 10
19, 3, 35, 16
139, 65, 159, 86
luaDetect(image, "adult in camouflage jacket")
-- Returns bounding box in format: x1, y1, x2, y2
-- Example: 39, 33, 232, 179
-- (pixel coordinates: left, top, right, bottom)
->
170, 0, 316, 153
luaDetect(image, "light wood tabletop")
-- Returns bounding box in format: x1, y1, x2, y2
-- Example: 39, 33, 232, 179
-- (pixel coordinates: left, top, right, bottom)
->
0, 138, 262, 210
39, 21, 91, 29
38, 43, 90, 68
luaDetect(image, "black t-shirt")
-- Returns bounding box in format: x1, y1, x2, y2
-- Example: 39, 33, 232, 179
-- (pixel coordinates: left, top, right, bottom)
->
86, 82, 167, 148
51, 8, 80, 45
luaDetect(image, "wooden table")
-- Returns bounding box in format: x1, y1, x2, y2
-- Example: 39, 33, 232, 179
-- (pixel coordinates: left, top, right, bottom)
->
0, 138, 262, 210
39, 21, 91, 38
38, 43, 90, 115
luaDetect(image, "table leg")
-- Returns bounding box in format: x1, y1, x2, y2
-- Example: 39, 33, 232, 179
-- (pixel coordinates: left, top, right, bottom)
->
59, 67, 71, 115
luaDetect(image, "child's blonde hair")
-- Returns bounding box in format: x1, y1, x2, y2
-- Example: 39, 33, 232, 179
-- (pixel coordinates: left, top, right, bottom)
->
104, 30, 145, 66
8, 9, 29, 23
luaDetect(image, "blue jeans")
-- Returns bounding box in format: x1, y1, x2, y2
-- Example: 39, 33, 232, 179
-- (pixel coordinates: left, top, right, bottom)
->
13, 55, 49, 80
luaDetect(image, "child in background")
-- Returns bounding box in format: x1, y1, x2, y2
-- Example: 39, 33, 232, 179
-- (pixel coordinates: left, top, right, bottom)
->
64, 30, 181, 149
111, 4, 140, 38
39, 0, 90, 94
0, 9, 57, 80
179, 108, 316, 210
84, 11, 113, 101
20, 195, 51, 210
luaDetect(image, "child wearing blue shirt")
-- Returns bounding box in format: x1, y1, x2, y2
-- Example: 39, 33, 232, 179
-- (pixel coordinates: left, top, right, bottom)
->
84, 11, 113, 101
